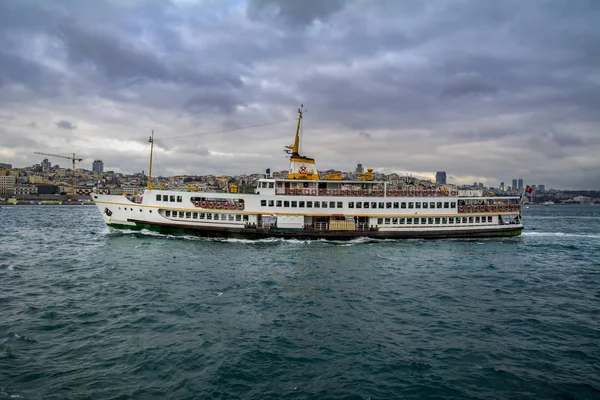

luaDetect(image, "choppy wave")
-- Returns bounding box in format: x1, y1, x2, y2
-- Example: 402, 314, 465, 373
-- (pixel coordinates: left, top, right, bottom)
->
522, 231, 600, 239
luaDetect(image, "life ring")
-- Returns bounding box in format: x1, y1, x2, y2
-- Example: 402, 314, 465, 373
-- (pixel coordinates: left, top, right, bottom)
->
194, 201, 200, 207
223, 203, 229, 209
215, 202, 222, 209
318, 189, 324, 195
326, 190, 331, 195
201, 201, 207, 208
414, 190, 420, 196
402, 190, 407, 196
451, 191, 457, 196
423, 190, 428, 197
208, 202, 214, 208
409, 191, 414, 196
378, 191, 383, 196
311, 189, 317, 195
238, 203, 244, 210
459, 206, 464, 212
355, 190, 360, 196
394, 190, 399, 196
466, 205, 471, 212
516, 205, 521, 210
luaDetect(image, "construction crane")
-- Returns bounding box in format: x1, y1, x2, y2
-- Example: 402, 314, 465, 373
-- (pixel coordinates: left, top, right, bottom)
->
34, 152, 83, 200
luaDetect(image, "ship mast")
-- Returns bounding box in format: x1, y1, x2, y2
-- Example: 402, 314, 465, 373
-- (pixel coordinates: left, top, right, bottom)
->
147, 130, 155, 189
285, 105, 304, 156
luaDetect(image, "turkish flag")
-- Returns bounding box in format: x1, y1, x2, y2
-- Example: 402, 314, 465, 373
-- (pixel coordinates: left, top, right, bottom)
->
525, 185, 533, 194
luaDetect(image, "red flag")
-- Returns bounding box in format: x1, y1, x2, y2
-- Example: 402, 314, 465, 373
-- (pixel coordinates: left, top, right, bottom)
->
525, 185, 533, 194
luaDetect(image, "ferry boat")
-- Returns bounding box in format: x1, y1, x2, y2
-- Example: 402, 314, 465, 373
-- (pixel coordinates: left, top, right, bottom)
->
92, 107, 523, 240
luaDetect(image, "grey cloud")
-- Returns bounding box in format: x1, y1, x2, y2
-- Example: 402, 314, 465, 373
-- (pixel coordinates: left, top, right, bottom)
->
442, 72, 496, 98
247, 0, 346, 25
56, 120, 76, 130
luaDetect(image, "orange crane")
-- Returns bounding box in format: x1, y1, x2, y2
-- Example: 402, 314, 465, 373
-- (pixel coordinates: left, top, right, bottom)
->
34, 152, 83, 200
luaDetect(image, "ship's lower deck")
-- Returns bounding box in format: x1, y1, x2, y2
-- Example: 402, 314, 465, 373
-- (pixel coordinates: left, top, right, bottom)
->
109, 218, 523, 240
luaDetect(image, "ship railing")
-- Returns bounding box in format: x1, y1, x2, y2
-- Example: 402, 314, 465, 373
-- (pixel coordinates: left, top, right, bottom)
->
274, 188, 458, 197
457, 204, 521, 213
314, 222, 328, 231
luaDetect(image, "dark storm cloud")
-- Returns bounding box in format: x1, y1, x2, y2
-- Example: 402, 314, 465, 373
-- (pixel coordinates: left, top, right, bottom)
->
56, 120, 76, 130
0, 0, 598, 189
247, 0, 345, 25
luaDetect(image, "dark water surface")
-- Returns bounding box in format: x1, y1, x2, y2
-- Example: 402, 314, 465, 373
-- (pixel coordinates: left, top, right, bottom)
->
1, 205, 599, 399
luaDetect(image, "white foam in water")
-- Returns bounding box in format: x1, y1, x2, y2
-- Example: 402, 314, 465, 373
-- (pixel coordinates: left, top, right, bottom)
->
523, 232, 600, 239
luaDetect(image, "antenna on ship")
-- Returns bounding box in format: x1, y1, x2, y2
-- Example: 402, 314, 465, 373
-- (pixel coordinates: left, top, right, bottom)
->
147, 130, 155, 189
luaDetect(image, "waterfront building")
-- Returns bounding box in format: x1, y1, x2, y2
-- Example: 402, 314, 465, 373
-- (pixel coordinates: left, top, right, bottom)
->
0, 175, 16, 197
93, 160, 104, 174
518, 178, 524, 190
512, 179, 518, 190
436, 171, 447, 185
41, 158, 51, 173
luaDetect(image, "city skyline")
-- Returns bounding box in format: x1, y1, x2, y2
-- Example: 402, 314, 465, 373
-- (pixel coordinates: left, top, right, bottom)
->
0, 1, 599, 190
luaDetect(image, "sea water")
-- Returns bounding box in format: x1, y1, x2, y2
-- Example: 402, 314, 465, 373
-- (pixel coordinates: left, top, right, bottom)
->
0, 205, 599, 399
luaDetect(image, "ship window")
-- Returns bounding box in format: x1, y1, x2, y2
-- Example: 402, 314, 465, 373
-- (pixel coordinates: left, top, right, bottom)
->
488, 216, 493, 222
261, 200, 266, 206
377, 218, 383, 225
165, 210, 171, 217
363, 202, 369, 209
307, 201, 312, 208
156, 194, 161, 201
276, 200, 282, 207
393, 202, 399, 209
349, 202, 354, 208
444, 202, 449, 208
170, 196, 175, 202
314, 201, 320, 208
454, 217, 459, 224
408, 202, 414, 209
243, 215, 248, 221
356, 202, 361, 209
430, 202, 435, 208
401, 202, 406, 209
200, 213, 205, 219
475, 216, 480, 223
399, 218, 405, 224
322, 201, 327, 208
177, 196, 182, 202
442, 217, 448, 224
437, 202, 442, 208
193, 212, 198, 219
422, 202, 428, 209
236, 215, 241, 221
163, 195, 168, 201
337, 202, 343, 208
385, 218, 391, 224
415, 202, 421, 209
291, 201, 297, 207
420, 218, 426, 224
228, 214, 234, 221
207, 214, 212, 220
284, 201, 289, 207
268, 200, 274, 207
330, 202, 336, 208
299, 201, 305, 208
186, 212, 191, 218
214, 214, 220, 220
451, 202, 456, 208
378, 202, 384, 209
371, 202, 377, 209
392, 218, 398, 224
428, 217, 433, 224
462, 217, 467, 223
435, 217, 441, 224
413, 218, 419, 225
269, 182, 274, 188
468, 217, 473, 223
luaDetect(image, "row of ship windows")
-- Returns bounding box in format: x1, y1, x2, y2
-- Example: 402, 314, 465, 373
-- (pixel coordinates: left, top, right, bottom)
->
156, 195, 183, 202
165, 210, 249, 222
260, 200, 457, 209
378, 216, 493, 225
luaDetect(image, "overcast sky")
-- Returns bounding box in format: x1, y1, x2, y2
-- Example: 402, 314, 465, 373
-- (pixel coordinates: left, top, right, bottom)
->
1, 0, 599, 189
